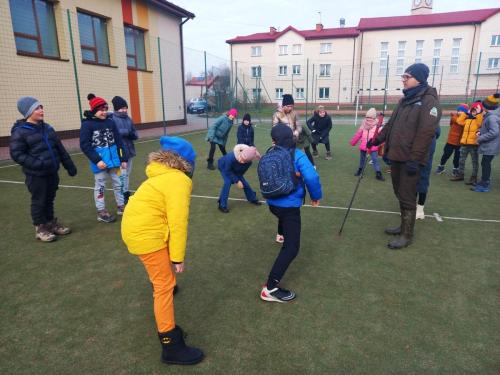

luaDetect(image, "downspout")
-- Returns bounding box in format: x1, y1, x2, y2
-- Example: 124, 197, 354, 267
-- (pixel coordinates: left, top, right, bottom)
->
230, 43, 233, 106
356, 31, 364, 104
465, 23, 477, 102
180, 17, 191, 123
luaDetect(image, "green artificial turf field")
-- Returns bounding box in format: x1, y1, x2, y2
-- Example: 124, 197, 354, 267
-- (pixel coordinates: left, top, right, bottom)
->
1, 122, 499, 374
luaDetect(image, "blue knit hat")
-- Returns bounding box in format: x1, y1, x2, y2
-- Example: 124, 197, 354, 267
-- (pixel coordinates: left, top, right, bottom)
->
160, 136, 196, 169
456, 103, 469, 113
17, 96, 41, 119
404, 63, 430, 84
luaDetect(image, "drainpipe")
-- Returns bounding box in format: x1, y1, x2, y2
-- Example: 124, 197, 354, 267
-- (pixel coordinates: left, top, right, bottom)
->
180, 17, 191, 123
465, 23, 477, 102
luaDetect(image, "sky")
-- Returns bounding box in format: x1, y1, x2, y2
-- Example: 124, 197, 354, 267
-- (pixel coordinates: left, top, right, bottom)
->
173, 0, 500, 65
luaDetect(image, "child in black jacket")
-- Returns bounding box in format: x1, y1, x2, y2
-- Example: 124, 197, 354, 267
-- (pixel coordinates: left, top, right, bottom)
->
9, 96, 77, 242
306, 105, 333, 160
236, 113, 255, 146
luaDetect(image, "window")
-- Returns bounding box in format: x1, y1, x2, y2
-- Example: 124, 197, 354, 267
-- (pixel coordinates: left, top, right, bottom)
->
292, 44, 302, 55
320, 43, 332, 54
379, 42, 389, 76
488, 58, 499, 69
415, 40, 424, 63
251, 46, 262, 57
9, 0, 60, 58
125, 26, 146, 70
450, 38, 461, 74
279, 45, 288, 55
77, 11, 110, 65
319, 87, 330, 99
251, 66, 261, 78
252, 88, 262, 101
432, 39, 442, 74
295, 88, 304, 99
491, 35, 500, 46
319, 64, 331, 77
275, 88, 284, 99
292, 65, 301, 75
278, 65, 288, 76
396, 41, 406, 75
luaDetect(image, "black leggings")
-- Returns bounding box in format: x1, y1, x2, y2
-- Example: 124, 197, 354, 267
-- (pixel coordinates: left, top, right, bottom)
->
481, 155, 495, 182
311, 142, 331, 152
440, 143, 461, 169
207, 142, 227, 163
303, 147, 315, 165
267, 206, 301, 289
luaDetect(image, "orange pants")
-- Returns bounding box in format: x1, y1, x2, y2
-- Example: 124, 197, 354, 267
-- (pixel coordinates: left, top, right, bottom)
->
138, 248, 176, 333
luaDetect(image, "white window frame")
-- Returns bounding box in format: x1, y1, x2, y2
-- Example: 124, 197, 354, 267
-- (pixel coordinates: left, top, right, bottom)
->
491, 35, 500, 46
251, 66, 261, 78
279, 45, 288, 55
320, 43, 332, 54
432, 39, 442, 75
379, 42, 389, 76
275, 88, 284, 99
292, 44, 302, 55
292, 64, 301, 75
396, 41, 406, 75
415, 40, 424, 63
278, 65, 288, 76
295, 88, 304, 99
319, 87, 330, 99
450, 38, 461, 74
487, 58, 499, 69
251, 46, 262, 57
319, 64, 331, 77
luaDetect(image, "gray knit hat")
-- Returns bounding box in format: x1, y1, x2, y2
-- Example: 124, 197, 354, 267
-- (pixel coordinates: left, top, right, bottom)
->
17, 96, 41, 119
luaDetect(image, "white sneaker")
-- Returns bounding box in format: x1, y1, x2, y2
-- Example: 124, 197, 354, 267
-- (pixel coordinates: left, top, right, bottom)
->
416, 204, 425, 220
275, 234, 284, 243
260, 286, 296, 303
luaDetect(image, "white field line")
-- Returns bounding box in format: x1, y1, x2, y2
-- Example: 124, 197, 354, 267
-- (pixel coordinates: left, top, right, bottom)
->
0, 179, 499, 224
0, 130, 208, 169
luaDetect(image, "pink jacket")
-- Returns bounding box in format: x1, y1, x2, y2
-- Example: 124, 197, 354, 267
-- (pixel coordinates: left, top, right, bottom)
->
350, 118, 380, 152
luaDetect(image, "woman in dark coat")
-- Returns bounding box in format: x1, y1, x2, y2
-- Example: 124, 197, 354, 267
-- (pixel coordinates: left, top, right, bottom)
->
307, 105, 333, 160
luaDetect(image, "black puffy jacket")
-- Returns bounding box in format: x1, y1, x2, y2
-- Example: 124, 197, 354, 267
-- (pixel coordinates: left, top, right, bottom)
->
9, 120, 76, 176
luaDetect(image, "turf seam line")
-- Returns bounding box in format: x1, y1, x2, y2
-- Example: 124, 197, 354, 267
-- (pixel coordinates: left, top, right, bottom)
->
0, 179, 499, 224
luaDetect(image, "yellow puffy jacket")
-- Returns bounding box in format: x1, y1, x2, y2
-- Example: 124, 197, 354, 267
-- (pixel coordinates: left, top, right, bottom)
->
457, 112, 483, 145
121, 157, 192, 261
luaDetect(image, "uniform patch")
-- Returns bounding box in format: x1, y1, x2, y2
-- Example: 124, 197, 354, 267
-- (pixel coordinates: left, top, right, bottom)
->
430, 107, 438, 117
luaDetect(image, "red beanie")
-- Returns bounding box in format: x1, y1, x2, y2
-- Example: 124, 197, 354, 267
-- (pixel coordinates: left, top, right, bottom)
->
88, 94, 107, 112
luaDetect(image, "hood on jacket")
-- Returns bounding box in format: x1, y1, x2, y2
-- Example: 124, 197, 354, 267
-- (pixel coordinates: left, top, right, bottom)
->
362, 117, 378, 130
146, 150, 193, 178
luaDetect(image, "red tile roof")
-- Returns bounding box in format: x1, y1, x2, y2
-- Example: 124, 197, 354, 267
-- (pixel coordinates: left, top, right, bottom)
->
226, 8, 499, 44
226, 25, 359, 44
186, 76, 217, 87
358, 8, 499, 30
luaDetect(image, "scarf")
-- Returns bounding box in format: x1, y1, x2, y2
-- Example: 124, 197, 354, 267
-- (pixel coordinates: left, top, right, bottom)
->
402, 82, 428, 103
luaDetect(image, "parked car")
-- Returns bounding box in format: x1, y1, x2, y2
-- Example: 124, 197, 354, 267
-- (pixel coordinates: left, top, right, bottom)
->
187, 98, 210, 114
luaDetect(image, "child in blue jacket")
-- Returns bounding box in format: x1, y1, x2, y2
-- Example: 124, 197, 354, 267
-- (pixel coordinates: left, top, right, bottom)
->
260, 124, 322, 303
80, 94, 128, 223
217, 144, 261, 212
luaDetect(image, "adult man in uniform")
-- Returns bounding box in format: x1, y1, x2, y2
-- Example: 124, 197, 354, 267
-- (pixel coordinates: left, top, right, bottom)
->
368, 63, 441, 249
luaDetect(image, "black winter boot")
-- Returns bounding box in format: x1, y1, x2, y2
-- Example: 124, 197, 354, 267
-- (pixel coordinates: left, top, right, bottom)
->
123, 191, 131, 205
158, 326, 204, 365
375, 171, 385, 181
207, 161, 215, 170
354, 168, 362, 176
388, 209, 415, 249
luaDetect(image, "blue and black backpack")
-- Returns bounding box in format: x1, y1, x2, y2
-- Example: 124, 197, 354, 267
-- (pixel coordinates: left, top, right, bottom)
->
257, 145, 298, 199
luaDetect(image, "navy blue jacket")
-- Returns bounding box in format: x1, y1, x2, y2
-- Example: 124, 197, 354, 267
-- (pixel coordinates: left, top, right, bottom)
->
80, 117, 128, 173
10, 120, 76, 177
217, 152, 251, 183
110, 112, 138, 158
236, 123, 254, 146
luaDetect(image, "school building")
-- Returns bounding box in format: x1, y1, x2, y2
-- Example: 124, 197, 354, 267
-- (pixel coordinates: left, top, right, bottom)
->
227, 1, 500, 106
0, 0, 194, 144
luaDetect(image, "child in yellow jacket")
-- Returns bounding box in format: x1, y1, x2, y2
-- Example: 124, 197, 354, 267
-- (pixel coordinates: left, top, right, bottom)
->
451, 102, 484, 184
121, 136, 203, 365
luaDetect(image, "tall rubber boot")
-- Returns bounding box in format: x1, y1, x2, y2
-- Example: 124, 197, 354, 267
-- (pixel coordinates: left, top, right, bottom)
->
388, 209, 415, 249
158, 326, 204, 365
385, 211, 402, 235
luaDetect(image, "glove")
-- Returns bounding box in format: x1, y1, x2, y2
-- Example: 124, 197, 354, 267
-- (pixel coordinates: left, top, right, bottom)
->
67, 165, 77, 177
366, 139, 374, 149
405, 160, 419, 176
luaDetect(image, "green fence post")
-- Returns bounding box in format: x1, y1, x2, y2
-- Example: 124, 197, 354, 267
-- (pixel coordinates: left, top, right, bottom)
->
204, 51, 209, 129
66, 10, 82, 120
472, 52, 482, 102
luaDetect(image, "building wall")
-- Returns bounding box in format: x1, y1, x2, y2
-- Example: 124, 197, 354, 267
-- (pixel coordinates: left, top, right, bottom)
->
0, 0, 187, 139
